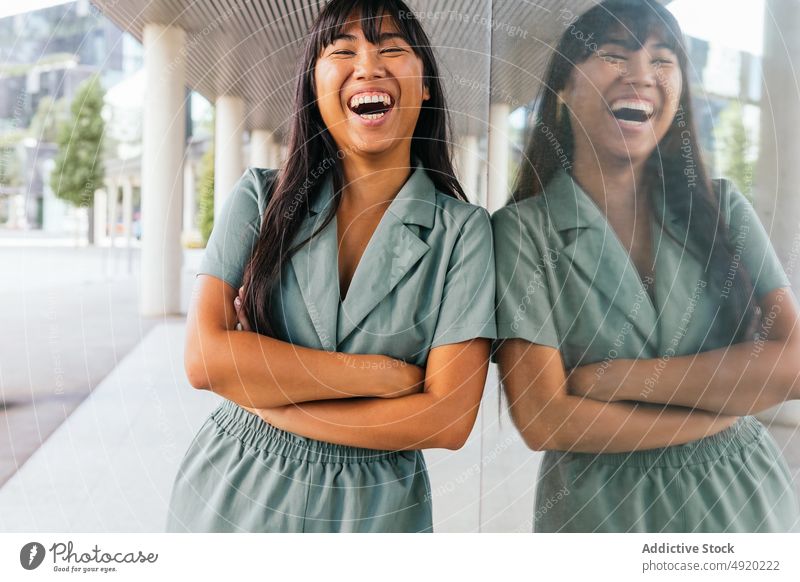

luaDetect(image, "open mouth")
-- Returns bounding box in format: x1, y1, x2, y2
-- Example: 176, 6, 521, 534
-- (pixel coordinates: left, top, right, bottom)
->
609, 99, 655, 125
348, 91, 394, 121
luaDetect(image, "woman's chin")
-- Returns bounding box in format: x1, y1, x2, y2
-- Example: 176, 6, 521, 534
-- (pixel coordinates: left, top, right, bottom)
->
604, 141, 659, 168
339, 133, 401, 158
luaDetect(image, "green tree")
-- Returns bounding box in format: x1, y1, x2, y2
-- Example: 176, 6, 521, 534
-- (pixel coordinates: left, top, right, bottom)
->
29, 96, 69, 143
0, 130, 26, 189
716, 101, 755, 202
50, 76, 105, 243
197, 142, 215, 245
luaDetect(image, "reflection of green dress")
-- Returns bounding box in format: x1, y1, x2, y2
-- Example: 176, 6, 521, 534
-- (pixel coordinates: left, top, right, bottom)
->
167, 164, 496, 532
493, 169, 800, 532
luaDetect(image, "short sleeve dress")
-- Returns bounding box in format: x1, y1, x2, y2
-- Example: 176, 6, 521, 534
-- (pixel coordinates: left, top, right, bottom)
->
493, 169, 799, 532
166, 164, 496, 532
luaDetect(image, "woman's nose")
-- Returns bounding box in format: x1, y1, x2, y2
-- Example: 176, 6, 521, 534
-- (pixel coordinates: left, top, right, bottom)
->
621, 51, 657, 87
354, 48, 386, 79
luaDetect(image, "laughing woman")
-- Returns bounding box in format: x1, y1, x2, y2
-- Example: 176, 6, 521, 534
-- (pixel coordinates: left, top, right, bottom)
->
493, 0, 800, 532
167, 0, 495, 533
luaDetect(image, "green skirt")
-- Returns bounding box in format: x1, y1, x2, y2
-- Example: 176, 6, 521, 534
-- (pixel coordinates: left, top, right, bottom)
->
534, 416, 799, 532
166, 400, 433, 532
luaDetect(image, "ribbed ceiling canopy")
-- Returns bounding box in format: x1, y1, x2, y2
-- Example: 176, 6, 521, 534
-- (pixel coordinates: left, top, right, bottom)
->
92, 0, 669, 136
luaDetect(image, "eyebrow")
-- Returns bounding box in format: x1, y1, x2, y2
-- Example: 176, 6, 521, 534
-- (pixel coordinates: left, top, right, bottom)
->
600, 38, 675, 53
330, 32, 408, 44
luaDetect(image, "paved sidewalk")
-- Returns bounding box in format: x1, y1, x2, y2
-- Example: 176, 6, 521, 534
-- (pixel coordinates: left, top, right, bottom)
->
0, 321, 539, 532
2, 318, 798, 532
0, 244, 155, 487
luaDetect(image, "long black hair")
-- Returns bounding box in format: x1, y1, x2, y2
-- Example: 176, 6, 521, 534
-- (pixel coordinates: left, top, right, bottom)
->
513, 0, 758, 343
241, 0, 464, 335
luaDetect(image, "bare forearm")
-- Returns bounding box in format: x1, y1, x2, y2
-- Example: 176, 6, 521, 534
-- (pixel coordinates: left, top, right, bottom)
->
497, 340, 736, 454
259, 392, 478, 451
513, 394, 736, 453
190, 329, 415, 408
591, 341, 800, 415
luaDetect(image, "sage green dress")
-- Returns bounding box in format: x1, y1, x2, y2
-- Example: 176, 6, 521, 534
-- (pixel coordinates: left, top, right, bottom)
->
167, 163, 496, 532
493, 169, 800, 532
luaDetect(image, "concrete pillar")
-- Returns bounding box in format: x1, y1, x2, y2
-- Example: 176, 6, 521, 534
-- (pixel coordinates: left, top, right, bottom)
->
93, 189, 107, 245
487, 103, 511, 213
249, 128, 275, 168
214, 95, 245, 220
457, 134, 481, 205
121, 177, 134, 275
121, 177, 133, 241
141, 23, 186, 315
754, 0, 800, 427
183, 160, 196, 239
107, 180, 118, 248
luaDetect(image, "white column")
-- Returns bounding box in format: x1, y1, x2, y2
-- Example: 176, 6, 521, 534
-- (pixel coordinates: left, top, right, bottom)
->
93, 189, 107, 245
183, 161, 196, 240
249, 128, 275, 168
214, 95, 245, 219
107, 180, 118, 248
141, 23, 186, 315
755, 0, 800, 427
457, 134, 481, 205
271, 141, 284, 168
121, 177, 133, 241
487, 103, 511, 213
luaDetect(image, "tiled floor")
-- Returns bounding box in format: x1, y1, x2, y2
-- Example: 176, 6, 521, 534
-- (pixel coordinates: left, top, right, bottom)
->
1, 320, 798, 532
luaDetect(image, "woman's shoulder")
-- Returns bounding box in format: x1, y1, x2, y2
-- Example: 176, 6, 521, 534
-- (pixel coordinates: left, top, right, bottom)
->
491, 195, 551, 233
243, 166, 280, 193
229, 167, 280, 216
710, 177, 753, 223
430, 189, 492, 235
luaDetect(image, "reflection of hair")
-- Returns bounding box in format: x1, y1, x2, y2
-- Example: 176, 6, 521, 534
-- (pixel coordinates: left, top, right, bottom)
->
242, 0, 464, 334
514, 0, 757, 343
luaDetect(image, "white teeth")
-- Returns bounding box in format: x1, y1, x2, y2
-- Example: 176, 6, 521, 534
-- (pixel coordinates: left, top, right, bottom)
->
617, 118, 644, 126
349, 93, 392, 109
359, 112, 386, 120
611, 99, 654, 115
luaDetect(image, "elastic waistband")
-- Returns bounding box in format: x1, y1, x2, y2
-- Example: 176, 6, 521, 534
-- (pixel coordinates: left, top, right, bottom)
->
210, 400, 410, 464
559, 416, 766, 468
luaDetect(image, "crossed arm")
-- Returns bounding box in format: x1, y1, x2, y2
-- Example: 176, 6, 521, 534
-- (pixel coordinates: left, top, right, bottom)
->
250, 339, 490, 451
495, 338, 738, 453
185, 275, 490, 450
183, 275, 424, 409
568, 288, 800, 416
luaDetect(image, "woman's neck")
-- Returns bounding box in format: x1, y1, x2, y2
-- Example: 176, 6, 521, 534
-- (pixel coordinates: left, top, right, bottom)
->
340, 146, 414, 213
571, 150, 648, 214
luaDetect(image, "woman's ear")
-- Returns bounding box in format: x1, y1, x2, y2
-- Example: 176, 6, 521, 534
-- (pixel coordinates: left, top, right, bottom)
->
422, 83, 430, 102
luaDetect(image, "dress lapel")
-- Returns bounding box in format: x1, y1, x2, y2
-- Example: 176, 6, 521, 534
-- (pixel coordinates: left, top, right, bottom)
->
652, 195, 710, 354
337, 165, 435, 343
545, 170, 660, 347
289, 175, 340, 351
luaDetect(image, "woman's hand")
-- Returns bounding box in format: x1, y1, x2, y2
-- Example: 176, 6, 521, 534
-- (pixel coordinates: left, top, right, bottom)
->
241, 404, 282, 424
233, 287, 251, 332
